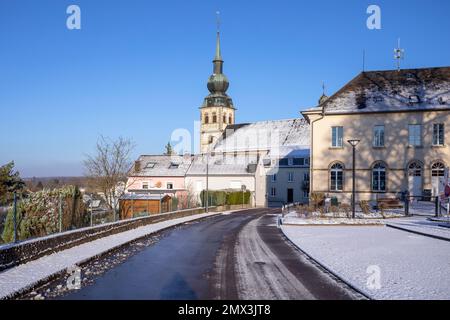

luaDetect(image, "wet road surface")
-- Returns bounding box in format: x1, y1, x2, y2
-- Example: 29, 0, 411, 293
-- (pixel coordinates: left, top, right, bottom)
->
61, 208, 360, 300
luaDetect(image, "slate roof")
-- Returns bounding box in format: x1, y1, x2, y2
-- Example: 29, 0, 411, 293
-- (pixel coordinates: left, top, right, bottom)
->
308, 67, 450, 115
186, 153, 259, 176
129, 155, 193, 177
213, 118, 310, 152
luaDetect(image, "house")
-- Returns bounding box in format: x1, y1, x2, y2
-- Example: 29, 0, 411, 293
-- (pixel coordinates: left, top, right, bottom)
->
302, 66, 450, 203
125, 155, 194, 207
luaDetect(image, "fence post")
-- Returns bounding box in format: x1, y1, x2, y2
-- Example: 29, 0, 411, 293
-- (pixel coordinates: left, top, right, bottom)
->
435, 196, 439, 217
13, 192, 17, 243
59, 193, 62, 233
404, 195, 409, 216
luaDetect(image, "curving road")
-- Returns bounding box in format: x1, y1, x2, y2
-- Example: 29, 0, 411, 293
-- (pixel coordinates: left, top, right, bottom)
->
61, 208, 360, 300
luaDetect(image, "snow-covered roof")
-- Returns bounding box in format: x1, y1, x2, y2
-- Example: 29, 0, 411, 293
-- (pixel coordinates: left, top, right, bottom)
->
317, 67, 450, 114
213, 118, 310, 153
129, 155, 193, 177
187, 153, 259, 176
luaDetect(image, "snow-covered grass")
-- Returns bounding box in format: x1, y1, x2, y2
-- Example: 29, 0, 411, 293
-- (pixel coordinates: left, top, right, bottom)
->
282, 211, 401, 226
281, 224, 450, 300
0, 211, 221, 300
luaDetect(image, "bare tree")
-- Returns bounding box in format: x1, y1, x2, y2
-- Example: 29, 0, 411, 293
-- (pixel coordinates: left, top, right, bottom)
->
83, 136, 135, 214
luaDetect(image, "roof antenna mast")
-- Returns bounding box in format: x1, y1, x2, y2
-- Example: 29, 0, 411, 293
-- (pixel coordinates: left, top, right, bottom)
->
394, 38, 404, 72
362, 49, 365, 72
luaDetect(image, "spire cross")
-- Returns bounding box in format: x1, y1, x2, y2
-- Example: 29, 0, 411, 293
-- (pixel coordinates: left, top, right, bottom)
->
216, 11, 221, 33
394, 38, 404, 71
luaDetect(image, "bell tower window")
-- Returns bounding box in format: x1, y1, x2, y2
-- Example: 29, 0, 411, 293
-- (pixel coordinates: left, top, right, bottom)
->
212, 112, 217, 123
229, 115, 232, 124
204, 113, 209, 124
223, 114, 227, 124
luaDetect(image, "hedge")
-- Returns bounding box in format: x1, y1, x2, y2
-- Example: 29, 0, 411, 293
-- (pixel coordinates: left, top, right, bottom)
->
200, 190, 251, 207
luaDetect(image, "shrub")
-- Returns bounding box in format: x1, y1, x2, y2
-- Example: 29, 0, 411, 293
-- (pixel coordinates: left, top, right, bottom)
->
310, 192, 325, 208
339, 203, 352, 219
360, 200, 371, 215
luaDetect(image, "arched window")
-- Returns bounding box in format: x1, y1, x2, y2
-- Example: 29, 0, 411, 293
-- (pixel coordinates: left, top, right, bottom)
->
229, 115, 232, 124
372, 162, 387, 191
330, 163, 344, 191
204, 113, 209, 124
431, 162, 445, 177
212, 112, 217, 123
223, 114, 227, 124
408, 161, 422, 176
208, 136, 214, 144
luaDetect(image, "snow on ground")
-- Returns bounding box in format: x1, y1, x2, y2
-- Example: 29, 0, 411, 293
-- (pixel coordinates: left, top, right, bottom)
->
387, 216, 450, 241
281, 224, 450, 300
0, 212, 220, 299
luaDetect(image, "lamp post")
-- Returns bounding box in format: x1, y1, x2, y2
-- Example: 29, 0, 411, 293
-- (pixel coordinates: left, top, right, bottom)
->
205, 151, 210, 213
347, 139, 361, 219
241, 185, 247, 209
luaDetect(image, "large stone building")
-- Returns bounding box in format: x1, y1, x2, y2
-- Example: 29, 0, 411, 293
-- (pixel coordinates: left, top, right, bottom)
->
302, 67, 450, 203
199, 31, 236, 153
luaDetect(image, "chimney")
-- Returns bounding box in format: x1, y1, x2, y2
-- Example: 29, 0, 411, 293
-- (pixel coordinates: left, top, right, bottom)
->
134, 160, 141, 172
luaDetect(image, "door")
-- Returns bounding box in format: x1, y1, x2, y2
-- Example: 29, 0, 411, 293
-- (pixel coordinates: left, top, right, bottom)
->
408, 161, 423, 197
287, 188, 294, 203
431, 162, 446, 196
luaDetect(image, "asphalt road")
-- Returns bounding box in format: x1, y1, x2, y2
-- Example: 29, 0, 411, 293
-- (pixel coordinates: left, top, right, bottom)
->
61, 208, 360, 300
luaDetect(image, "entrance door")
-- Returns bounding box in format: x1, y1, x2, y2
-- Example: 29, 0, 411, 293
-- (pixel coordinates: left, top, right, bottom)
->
287, 188, 294, 203
408, 161, 423, 197
431, 162, 446, 196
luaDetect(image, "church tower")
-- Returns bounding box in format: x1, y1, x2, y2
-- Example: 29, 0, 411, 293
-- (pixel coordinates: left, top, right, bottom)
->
200, 29, 235, 154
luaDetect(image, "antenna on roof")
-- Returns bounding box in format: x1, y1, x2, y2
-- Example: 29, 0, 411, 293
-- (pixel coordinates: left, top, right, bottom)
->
394, 38, 404, 72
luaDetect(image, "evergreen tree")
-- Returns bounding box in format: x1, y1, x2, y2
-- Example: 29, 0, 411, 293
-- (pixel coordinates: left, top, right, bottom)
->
164, 142, 175, 155
0, 161, 25, 205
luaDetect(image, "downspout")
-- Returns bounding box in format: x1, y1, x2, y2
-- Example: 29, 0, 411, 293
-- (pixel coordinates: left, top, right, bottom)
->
308, 109, 325, 197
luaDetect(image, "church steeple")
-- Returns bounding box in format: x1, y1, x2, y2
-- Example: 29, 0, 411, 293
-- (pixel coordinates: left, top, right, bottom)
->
199, 13, 236, 154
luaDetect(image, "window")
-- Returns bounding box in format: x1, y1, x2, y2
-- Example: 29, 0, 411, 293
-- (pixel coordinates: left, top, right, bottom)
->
279, 158, 289, 166
373, 125, 385, 147
305, 157, 310, 165
331, 127, 343, 147
270, 187, 276, 197
271, 174, 277, 182
433, 124, 444, 146
288, 172, 294, 182
223, 114, 227, 124
212, 112, 217, 123
204, 113, 209, 124
330, 163, 344, 191
167, 183, 173, 190
229, 115, 232, 124
304, 172, 310, 181
408, 161, 422, 176
293, 158, 304, 166
303, 190, 309, 198
408, 124, 422, 146
169, 162, 179, 169
432, 162, 445, 177
208, 136, 214, 144
288, 158, 293, 166
372, 162, 386, 192
142, 182, 149, 189
145, 162, 156, 169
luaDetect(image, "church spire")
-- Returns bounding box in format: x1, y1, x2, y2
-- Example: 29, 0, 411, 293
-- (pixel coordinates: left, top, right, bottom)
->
213, 11, 223, 74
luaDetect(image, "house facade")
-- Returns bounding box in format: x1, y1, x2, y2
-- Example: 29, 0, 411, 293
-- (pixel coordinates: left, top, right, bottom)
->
302, 67, 450, 203
125, 155, 194, 207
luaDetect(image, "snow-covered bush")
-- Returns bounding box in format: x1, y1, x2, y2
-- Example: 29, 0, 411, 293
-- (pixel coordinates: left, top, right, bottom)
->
1, 186, 88, 243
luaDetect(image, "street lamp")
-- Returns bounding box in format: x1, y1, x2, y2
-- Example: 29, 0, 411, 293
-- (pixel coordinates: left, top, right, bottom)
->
241, 184, 247, 209
205, 151, 209, 213
347, 139, 361, 219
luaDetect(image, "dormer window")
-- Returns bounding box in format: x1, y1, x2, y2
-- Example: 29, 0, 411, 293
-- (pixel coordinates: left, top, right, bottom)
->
438, 97, 446, 105
373, 96, 383, 103
409, 95, 421, 104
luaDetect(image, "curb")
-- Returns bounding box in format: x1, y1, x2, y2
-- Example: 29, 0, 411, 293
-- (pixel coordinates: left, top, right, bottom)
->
1, 212, 222, 300
279, 226, 373, 300
386, 224, 450, 242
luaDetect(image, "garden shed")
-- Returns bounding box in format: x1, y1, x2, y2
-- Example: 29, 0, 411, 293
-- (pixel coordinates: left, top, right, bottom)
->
119, 194, 172, 219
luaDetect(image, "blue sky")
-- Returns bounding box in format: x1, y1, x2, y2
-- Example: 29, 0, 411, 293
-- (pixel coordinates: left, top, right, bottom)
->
1, 0, 449, 177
